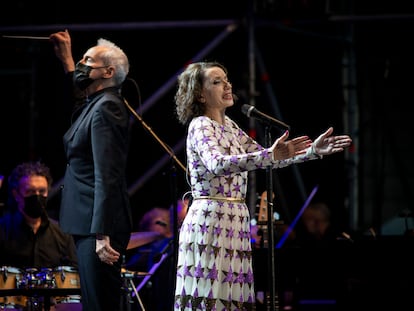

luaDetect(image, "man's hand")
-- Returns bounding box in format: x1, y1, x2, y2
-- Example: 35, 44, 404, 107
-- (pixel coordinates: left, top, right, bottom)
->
49, 29, 75, 73
96, 234, 120, 265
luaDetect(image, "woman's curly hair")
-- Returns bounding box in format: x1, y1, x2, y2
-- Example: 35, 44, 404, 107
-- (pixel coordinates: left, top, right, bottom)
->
174, 61, 227, 125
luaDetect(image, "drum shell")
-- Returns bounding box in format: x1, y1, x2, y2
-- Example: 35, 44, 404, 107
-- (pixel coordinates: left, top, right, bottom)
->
52, 266, 81, 310
53, 266, 80, 289
0, 266, 24, 289
53, 295, 82, 311
0, 266, 27, 310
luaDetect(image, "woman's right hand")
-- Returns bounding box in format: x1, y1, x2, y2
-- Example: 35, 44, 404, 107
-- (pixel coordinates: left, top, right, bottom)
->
272, 130, 312, 161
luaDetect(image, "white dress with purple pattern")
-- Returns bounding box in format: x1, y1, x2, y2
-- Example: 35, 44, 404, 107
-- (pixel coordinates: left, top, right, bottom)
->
174, 116, 317, 311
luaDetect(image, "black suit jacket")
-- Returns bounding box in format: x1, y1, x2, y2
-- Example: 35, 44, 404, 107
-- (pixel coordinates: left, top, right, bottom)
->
59, 87, 132, 237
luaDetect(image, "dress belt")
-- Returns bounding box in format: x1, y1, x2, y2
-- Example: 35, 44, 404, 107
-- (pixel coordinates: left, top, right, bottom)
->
193, 196, 245, 203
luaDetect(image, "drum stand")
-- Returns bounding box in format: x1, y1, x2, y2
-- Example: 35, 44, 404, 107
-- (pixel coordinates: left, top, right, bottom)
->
122, 277, 146, 311
121, 251, 169, 311
26, 296, 49, 311
121, 269, 150, 311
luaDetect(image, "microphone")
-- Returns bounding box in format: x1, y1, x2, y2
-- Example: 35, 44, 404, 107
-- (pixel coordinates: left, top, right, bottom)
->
241, 104, 290, 130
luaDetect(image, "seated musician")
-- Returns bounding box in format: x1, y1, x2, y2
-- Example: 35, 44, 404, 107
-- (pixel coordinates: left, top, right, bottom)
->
0, 161, 78, 310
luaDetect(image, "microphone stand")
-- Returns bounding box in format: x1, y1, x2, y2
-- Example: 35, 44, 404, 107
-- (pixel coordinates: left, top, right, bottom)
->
124, 99, 187, 174
264, 125, 279, 311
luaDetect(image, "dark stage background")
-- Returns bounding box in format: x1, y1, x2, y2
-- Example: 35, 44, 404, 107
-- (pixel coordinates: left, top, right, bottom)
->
0, 0, 413, 237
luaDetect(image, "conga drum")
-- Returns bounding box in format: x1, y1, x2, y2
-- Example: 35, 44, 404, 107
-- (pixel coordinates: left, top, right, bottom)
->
52, 266, 81, 310
53, 266, 80, 289
0, 266, 27, 310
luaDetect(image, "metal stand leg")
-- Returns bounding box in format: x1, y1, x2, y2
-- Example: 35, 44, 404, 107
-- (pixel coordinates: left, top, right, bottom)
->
122, 244, 172, 311
26, 296, 43, 311
128, 279, 145, 311
121, 273, 145, 311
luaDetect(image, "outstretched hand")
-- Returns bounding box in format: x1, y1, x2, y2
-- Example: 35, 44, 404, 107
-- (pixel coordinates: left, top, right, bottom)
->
272, 130, 312, 161
312, 127, 352, 156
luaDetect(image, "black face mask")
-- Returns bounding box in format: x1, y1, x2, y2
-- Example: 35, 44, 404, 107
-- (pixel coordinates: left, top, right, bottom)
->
23, 195, 47, 218
74, 62, 95, 90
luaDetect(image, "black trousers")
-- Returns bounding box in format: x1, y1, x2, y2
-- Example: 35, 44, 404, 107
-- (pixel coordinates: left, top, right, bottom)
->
74, 234, 129, 311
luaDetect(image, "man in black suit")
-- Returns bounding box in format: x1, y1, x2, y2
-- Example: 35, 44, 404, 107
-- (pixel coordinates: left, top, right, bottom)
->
50, 30, 133, 311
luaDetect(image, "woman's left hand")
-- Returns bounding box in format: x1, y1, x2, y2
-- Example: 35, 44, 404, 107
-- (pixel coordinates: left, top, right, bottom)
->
312, 127, 352, 156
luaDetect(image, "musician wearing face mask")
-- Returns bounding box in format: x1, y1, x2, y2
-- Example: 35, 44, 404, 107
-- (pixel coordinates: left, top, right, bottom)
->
49, 30, 133, 311
0, 161, 78, 269
0, 161, 79, 310
0, 162, 77, 269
